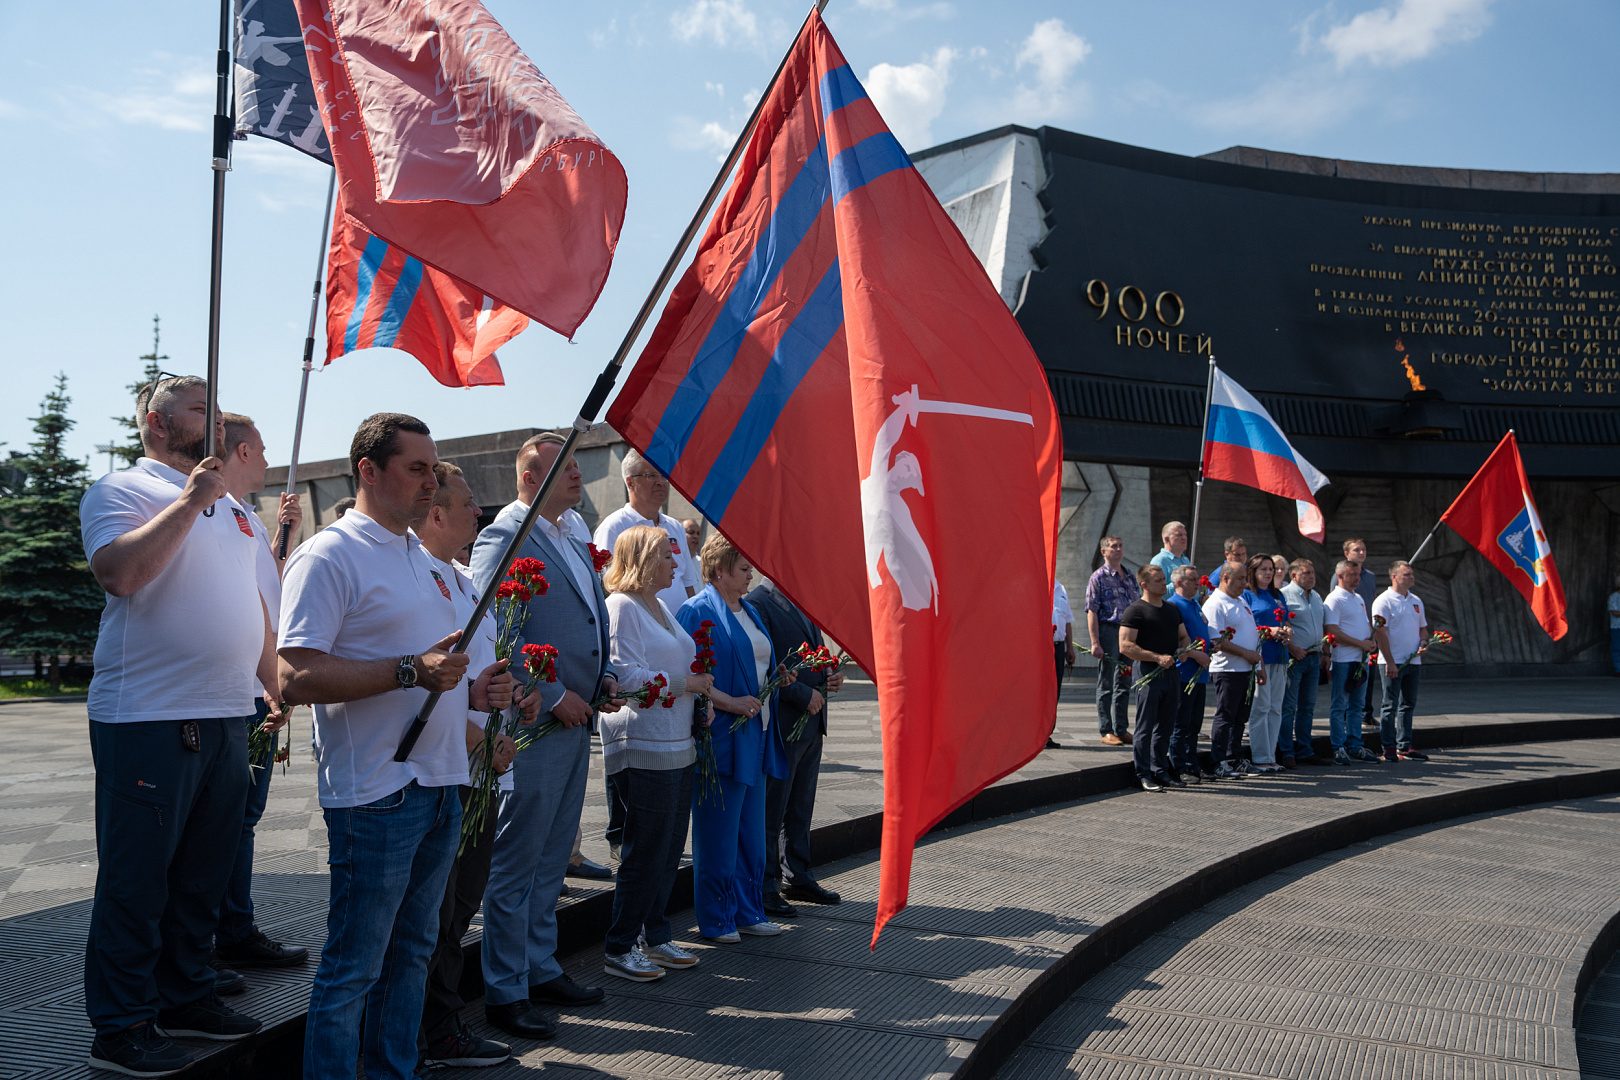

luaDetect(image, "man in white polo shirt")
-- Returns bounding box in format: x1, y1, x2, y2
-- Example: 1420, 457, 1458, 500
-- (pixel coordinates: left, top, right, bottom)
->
278, 413, 512, 1080
1371, 560, 1430, 763
79, 375, 268, 1076
1200, 560, 1263, 780
1323, 559, 1381, 766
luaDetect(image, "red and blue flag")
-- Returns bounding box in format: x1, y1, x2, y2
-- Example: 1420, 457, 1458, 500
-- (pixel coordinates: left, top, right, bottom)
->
1204, 367, 1330, 541
608, 11, 1062, 946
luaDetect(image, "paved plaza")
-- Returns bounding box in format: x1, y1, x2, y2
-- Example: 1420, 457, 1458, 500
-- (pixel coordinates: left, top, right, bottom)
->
1, 676, 1616, 1077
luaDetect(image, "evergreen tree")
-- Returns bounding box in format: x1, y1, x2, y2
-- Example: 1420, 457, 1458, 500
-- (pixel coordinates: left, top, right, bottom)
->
113, 314, 170, 466
0, 374, 104, 690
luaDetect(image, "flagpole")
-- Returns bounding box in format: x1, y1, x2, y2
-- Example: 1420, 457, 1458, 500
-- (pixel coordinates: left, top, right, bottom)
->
396, 0, 833, 761
202, 0, 233, 469
1408, 525, 1441, 564
276, 171, 339, 559
1187, 355, 1217, 566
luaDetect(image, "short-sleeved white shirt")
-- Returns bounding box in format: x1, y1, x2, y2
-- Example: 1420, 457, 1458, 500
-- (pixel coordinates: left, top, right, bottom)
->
593, 505, 699, 613
1052, 581, 1074, 642
279, 509, 471, 808
234, 496, 284, 697
433, 552, 512, 792
1324, 586, 1372, 664
1372, 588, 1426, 665
1202, 591, 1258, 674
80, 459, 264, 723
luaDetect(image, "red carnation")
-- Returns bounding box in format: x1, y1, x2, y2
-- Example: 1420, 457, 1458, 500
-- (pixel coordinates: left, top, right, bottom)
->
588, 544, 612, 573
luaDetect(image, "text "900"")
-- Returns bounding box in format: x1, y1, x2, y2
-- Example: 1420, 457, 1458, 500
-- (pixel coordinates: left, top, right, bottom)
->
1085, 280, 1186, 328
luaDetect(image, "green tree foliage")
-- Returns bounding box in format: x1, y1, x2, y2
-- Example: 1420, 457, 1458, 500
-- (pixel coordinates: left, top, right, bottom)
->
0, 374, 104, 689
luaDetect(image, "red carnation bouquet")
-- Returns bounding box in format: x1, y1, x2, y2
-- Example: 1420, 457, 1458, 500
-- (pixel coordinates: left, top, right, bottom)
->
1396, 628, 1455, 666
594, 672, 674, 711
588, 543, 612, 573
690, 620, 722, 806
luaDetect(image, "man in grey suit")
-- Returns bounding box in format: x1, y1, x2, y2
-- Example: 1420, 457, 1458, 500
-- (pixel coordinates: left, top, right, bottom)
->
472, 433, 622, 1041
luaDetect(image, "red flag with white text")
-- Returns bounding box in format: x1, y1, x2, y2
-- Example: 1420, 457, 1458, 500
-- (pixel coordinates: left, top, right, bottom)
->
1440, 432, 1568, 640
293, 0, 626, 338
607, 12, 1062, 946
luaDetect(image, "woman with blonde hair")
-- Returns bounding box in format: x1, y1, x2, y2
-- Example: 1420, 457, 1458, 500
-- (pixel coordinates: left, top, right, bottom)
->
598, 526, 714, 982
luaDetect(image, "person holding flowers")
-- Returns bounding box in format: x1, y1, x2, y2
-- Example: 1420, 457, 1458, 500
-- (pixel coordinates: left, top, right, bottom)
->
1242, 555, 1291, 775
1120, 564, 1196, 791
598, 525, 715, 982
1201, 560, 1263, 780
472, 433, 622, 1041
1167, 565, 1215, 781
678, 534, 790, 943
1323, 559, 1382, 766
1279, 558, 1326, 766
1371, 560, 1431, 762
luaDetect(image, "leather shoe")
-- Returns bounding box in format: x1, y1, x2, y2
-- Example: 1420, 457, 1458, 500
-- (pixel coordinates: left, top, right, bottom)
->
215, 927, 308, 968
566, 857, 614, 881
529, 974, 605, 1007
783, 880, 841, 905
214, 967, 246, 996
485, 1001, 556, 1040
762, 892, 798, 918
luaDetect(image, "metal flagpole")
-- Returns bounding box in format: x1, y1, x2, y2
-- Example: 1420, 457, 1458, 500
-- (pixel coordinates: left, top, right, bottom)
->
1187, 355, 1217, 567
202, 0, 233, 471
396, 0, 833, 761
276, 171, 339, 559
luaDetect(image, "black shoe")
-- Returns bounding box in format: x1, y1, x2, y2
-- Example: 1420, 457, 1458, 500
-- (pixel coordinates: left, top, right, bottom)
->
782, 880, 841, 905
566, 857, 614, 881
213, 967, 246, 996
484, 1001, 555, 1041
1398, 748, 1429, 761
1044, 737, 1061, 749
216, 926, 308, 968
1199, 768, 1219, 782
89, 1023, 199, 1077
558, 882, 572, 897
1158, 772, 1188, 789
423, 1019, 511, 1067
762, 892, 798, 918
528, 973, 605, 1008
155, 999, 262, 1042
1139, 776, 1164, 792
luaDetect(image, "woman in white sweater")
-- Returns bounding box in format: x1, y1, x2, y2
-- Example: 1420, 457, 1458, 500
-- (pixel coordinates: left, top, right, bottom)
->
599, 525, 715, 982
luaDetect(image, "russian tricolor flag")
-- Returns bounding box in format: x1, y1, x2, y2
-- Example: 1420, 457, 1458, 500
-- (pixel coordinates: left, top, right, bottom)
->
1203, 368, 1329, 540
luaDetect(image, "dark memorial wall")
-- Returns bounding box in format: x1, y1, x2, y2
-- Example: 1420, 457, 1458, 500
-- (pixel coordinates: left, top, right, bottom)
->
1016, 129, 1620, 478
1010, 129, 1620, 672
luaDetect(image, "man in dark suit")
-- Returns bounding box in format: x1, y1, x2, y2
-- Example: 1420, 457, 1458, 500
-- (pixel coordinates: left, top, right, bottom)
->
472, 433, 622, 1042
744, 579, 844, 915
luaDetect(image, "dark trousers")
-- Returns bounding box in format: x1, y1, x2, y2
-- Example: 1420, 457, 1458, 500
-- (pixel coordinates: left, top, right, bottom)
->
765, 728, 823, 892
1094, 622, 1132, 735
1209, 672, 1254, 764
219, 700, 275, 945
420, 785, 496, 1046
1173, 680, 1207, 774
1132, 674, 1178, 780
605, 766, 694, 954
85, 716, 249, 1035
605, 770, 627, 850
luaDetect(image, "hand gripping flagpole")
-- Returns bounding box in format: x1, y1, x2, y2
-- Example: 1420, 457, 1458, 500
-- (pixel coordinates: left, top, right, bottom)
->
395, 0, 834, 761
202, 0, 233, 471
1187, 355, 1217, 566
276, 172, 339, 560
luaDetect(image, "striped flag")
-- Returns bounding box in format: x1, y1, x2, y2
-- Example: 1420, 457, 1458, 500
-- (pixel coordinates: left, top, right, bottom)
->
324, 198, 527, 387
1203, 367, 1330, 541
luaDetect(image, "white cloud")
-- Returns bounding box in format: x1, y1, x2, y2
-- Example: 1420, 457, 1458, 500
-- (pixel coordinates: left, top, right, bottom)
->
1194, 71, 1369, 138
1011, 18, 1091, 123
1319, 0, 1493, 69
865, 46, 956, 151
704, 80, 726, 97
669, 115, 742, 161
670, 0, 760, 47
79, 59, 214, 132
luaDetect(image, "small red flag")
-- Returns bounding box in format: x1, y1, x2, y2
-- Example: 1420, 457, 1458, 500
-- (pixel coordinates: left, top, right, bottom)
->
324, 197, 526, 387
607, 11, 1061, 946
295, 0, 627, 338
1440, 432, 1568, 640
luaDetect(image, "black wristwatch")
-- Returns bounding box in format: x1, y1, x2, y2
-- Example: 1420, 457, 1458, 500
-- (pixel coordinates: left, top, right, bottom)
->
396, 654, 419, 690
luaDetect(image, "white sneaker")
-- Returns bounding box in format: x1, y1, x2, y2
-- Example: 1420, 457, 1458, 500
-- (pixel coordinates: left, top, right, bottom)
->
644, 941, 699, 969
603, 945, 665, 982
738, 921, 783, 937
701, 930, 741, 944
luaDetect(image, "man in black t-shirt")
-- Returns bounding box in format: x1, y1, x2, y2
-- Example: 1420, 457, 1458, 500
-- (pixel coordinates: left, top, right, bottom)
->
1120, 564, 1193, 791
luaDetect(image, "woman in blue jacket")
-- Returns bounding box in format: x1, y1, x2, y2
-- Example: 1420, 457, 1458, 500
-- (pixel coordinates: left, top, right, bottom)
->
677, 534, 790, 942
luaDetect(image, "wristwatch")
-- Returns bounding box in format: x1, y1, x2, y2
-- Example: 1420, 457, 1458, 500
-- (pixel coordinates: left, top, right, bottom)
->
396, 654, 418, 690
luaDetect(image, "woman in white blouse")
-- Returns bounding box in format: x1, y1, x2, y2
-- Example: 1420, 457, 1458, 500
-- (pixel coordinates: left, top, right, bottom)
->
599, 526, 714, 982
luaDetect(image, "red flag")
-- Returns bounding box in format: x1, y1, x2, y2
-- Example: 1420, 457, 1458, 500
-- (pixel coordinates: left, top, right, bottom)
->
1440, 432, 1568, 640
294, 0, 627, 338
607, 11, 1061, 946
324, 196, 527, 387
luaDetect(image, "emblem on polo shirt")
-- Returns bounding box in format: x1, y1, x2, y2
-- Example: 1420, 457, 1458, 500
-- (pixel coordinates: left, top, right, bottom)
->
230, 507, 255, 538
430, 569, 453, 600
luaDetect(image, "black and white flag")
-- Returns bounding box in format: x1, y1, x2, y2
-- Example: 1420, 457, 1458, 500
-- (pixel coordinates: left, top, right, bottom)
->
233, 0, 331, 162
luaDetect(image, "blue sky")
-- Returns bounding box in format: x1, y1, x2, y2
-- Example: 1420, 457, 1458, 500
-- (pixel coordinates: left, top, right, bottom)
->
1, 0, 1616, 473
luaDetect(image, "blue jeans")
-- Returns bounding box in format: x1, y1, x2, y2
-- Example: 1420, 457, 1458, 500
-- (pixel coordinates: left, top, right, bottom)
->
1329, 661, 1368, 753
1379, 664, 1421, 752
304, 782, 459, 1080
219, 701, 275, 945
1094, 622, 1131, 736
1278, 654, 1320, 759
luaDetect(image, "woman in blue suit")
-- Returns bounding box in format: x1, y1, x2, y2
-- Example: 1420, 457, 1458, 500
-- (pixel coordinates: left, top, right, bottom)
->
677, 534, 790, 942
